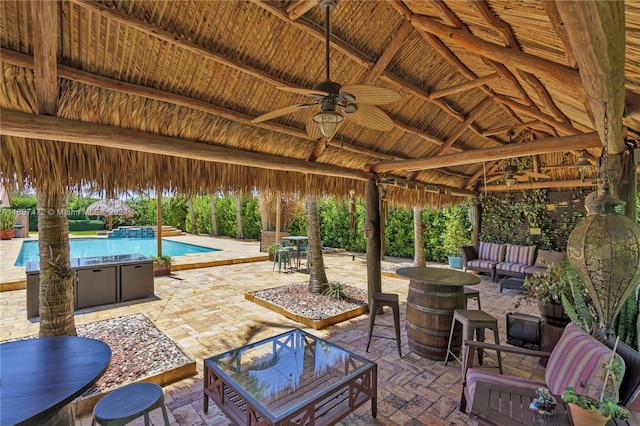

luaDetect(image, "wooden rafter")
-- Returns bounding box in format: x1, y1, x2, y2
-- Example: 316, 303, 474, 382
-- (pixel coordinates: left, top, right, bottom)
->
517, 70, 571, 123
482, 179, 596, 192
412, 15, 583, 89
494, 95, 581, 136
432, 97, 493, 156
469, 0, 517, 48
429, 73, 499, 100
541, 0, 578, 68
286, 0, 316, 20
482, 121, 542, 137
369, 132, 601, 173
0, 108, 374, 182
483, 59, 533, 106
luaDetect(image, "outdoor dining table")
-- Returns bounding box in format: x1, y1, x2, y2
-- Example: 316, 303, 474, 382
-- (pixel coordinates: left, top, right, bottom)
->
396, 266, 480, 360
0, 336, 112, 425
281, 235, 309, 269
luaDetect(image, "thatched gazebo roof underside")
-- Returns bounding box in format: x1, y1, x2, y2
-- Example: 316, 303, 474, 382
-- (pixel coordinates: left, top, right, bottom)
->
1, 0, 638, 207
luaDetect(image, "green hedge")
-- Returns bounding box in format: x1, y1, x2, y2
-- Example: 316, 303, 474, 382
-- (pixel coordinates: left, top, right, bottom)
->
68, 220, 106, 231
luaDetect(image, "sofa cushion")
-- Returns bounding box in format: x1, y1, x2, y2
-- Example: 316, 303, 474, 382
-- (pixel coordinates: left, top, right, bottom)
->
496, 262, 530, 275
504, 244, 536, 266
545, 323, 625, 396
467, 259, 498, 270
534, 249, 566, 268
478, 242, 505, 263
524, 265, 547, 276
465, 367, 544, 410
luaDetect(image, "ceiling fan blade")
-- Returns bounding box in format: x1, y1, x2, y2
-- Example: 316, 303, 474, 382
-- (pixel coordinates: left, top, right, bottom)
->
515, 174, 530, 182
277, 87, 330, 97
251, 104, 305, 123
347, 104, 395, 131
340, 85, 401, 104
305, 118, 323, 139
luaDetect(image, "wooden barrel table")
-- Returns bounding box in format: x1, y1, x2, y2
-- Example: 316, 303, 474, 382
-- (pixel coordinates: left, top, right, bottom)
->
396, 267, 480, 361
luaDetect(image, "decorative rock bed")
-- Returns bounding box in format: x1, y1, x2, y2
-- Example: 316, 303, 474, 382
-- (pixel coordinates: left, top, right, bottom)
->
246, 283, 368, 329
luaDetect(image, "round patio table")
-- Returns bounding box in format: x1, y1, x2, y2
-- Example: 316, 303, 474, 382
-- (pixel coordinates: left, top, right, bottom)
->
396, 267, 480, 360
0, 336, 111, 425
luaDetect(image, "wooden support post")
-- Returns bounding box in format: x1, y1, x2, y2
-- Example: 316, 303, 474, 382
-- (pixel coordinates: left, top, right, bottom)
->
275, 191, 281, 244
364, 180, 382, 307
605, 153, 638, 223
469, 203, 480, 246
157, 190, 162, 257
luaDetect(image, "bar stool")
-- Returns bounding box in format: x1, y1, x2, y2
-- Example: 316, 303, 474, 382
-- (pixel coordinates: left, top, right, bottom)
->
92, 382, 170, 426
444, 309, 502, 374
366, 292, 402, 357
463, 287, 481, 310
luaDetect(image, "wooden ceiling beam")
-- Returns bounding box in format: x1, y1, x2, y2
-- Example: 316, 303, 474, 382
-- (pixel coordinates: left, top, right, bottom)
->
31, 0, 58, 116
464, 160, 500, 189
432, 96, 493, 156
482, 121, 541, 137
286, 0, 316, 20
517, 70, 571, 123
369, 132, 601, 173
429, 73, 499, 100
494, 95, 582, 136
1, 49, 311, 141
555, 1, 626, 154
412, 15, 583, 89
361, 20, 414, 85
483, 59, 533, 106
481, 179, 595, 192
0, 108, 374, 182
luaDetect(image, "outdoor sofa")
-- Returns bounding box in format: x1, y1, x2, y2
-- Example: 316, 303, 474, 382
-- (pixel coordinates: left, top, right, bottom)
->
461, 242, 565, 286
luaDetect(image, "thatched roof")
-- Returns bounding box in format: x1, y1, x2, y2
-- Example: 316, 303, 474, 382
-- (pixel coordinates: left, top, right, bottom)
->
0, 1, 638, 207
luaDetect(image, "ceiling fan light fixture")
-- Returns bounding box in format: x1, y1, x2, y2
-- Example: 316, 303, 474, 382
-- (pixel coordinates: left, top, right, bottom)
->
313, 111, 343, 139
505, 176, 517, 187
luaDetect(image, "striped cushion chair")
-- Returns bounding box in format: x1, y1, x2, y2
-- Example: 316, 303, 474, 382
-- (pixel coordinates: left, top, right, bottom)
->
495, 244, 537, 279
462, 242, 505, 282
460, 322, 625, 413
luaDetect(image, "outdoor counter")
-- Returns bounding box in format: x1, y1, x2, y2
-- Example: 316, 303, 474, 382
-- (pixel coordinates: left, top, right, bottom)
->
26, 254, 154, 318
396, 267, 480, 360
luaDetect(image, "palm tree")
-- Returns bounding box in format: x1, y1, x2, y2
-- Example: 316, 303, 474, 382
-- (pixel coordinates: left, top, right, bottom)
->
188, 196, 197, 234
413, 207, 426, 266
306, 196, 328, 293
209, 193, 218, 236
235, 193, 243, 238
37, 190, 76, 337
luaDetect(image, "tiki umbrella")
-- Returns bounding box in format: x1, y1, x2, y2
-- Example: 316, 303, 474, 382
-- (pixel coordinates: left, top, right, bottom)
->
86, 198, 134, 230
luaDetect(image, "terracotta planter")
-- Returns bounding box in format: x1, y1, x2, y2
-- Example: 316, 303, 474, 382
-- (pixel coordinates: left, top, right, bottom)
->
0, 229, 14, 240
567, 403, 610, 426
538, 299, 570, 327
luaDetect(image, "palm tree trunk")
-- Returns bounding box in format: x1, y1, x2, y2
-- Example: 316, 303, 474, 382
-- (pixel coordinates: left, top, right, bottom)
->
37, 189, 76, 337
235, 193, 243, 238
209, 193, 218, 236
188, 196, 197, 234
414, 207, 426, 266
306, 196, 328, 293
258, 191, 270, 231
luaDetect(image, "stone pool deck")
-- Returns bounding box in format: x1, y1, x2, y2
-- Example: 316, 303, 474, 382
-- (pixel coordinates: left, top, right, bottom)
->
0, 234, 267, 291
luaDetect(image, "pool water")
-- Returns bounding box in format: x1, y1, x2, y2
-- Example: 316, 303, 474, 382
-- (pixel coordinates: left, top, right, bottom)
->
14, 238, 220, 266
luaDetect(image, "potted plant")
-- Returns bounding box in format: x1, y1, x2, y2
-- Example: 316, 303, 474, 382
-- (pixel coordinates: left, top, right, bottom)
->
442, 209, 471, 269
267, 244, 279, 261
151, 255, 173, 276
0, 208, 16, 240
517, 260, 576, 326
561, 344, 630, 425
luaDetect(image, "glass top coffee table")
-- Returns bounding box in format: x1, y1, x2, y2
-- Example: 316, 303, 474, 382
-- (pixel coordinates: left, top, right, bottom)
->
203, 329, 377, 425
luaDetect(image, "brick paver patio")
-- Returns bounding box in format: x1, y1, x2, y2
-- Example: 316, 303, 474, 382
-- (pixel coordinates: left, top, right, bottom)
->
0, 235, 578, 425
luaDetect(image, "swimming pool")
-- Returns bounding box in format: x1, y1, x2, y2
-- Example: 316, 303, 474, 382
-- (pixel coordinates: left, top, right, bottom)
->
14, 238, 220, 266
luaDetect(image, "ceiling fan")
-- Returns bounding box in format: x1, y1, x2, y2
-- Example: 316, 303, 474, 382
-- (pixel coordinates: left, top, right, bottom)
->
251, 0, 401, 140
485, 164, 550, 186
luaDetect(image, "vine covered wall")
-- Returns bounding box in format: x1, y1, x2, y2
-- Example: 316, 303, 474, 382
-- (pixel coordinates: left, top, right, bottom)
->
479, 189, 587, 251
